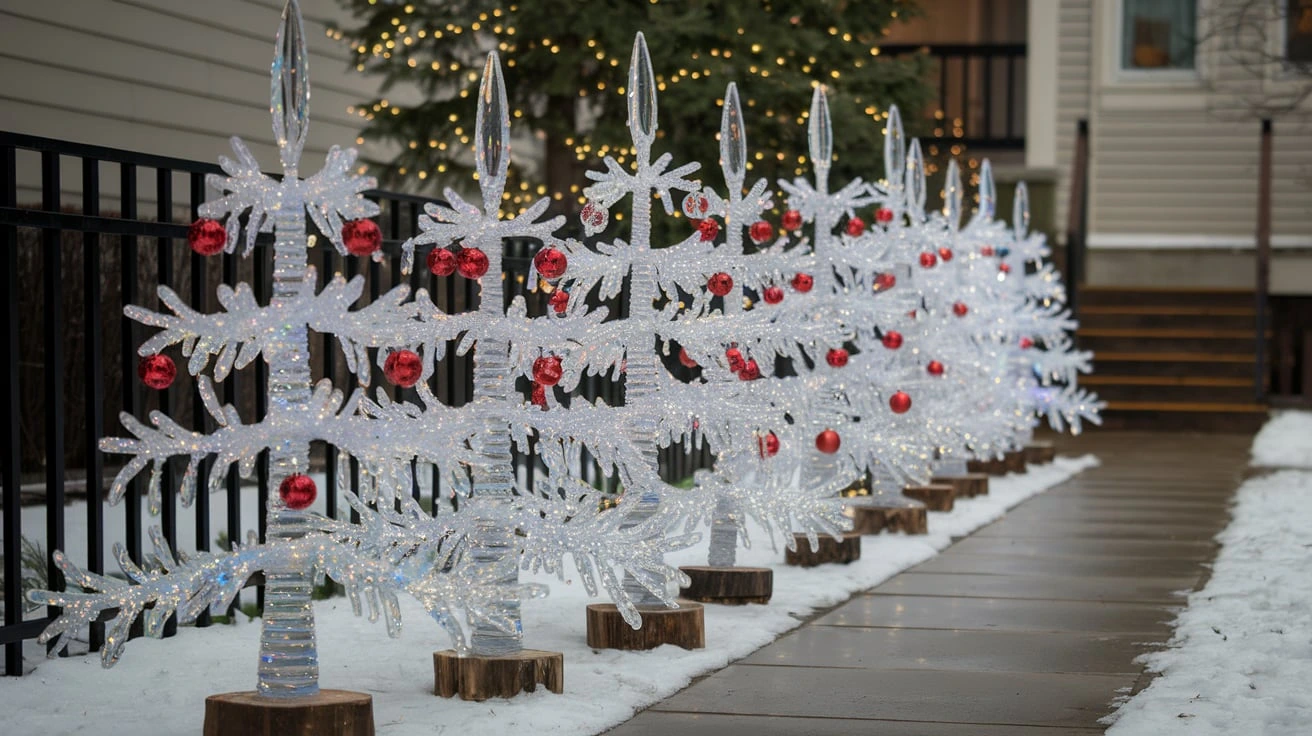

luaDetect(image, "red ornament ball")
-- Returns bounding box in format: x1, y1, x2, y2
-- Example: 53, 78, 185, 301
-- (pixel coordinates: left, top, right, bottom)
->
762, 285, 785, 305
342, 219, 382, 257
678, 347, 699, 368
881, 331, 904, 350
875, 272, 897, 291
999, 262, 1012, 274
759, 431, 780, 458
1020, 337, 1035, 349
682, 191, 711, 219
187, 218, 226, 256
938, 247, 954, 262
138, 354, 176, 390
278, 473, 317, 511
815, 429, 841, 454
845, 217, 866, 237
697, 218, 721, 242
457, 247, 489, 279
725, 347, 746, 373
781, 209, 804, 231
791, 273, 814, 293
530, 382, 548, 409
826, 348, 849, 368
549, 289, 570, 314
749, 220, 774, 244
919, 251, 938, 269
707, 271, 735, 297
384, 349, 423, 388
534, 247, 568, 279
739, 359, 761, 381
953, 302, 969, 317
532, 355, 564, 387
927, 360, 945, 376
980, 245, 995, 256
889, 390, 912, 414
427, 248, 457, 277
874, 207, 894, 224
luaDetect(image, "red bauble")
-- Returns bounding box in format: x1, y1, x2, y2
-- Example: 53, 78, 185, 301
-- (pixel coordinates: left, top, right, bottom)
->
531, 382, 548, 409
791, 273, 814, 293
187, 218, 226, 256
457, 247, 489, 279
874, 207, 894, 224
580, 200, 608, 232
889, 390, 912, 414
682, 191, 711, 219
919, 252, 938, 268
762, 286, 784, 305
845, 217, 866, 237
749, 220, 774, 244
678, 347, 699, 368
549, 289, 570, 314
781, 209, 804, 231
725, 347, 746, 373
980, 245, 995, 256
342, 219, 382, 257
875, 272, 897, 291
826, 348, 849, 368
999, 262, 1012, 274
138, 354, 176, 390
383, 349, 423, 388
427, 248, 457, 277
278, 473, 317, 510
815, 429, 841, 454
697, 218, 721, 242
759, 431, 780, 458
534, 247, 568, 279
881, 331, 904, 350
707, 271, 735, 297
738, 359, 761, 381
532, 355, 564, 387
927, 360, 945, 376
938, 247, 954, 262
953, 301, 969, 317
1019, 337, 1035, 349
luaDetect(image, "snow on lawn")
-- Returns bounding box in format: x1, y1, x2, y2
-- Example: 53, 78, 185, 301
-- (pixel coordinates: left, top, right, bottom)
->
1250, 410, 1312, 468
3, 455, 1096, 736
1104, 473, 1312, 733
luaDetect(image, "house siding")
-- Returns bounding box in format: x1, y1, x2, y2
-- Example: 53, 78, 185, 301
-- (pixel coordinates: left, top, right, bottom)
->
1054, 0, 1093, 235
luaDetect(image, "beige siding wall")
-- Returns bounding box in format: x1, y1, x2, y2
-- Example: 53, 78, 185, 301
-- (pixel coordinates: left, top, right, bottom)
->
0, 0, 395, 207
1054, 0, 1093, 234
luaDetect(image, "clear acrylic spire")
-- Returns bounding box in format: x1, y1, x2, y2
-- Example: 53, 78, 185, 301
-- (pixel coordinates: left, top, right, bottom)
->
884, 105, 906, 191
808, 86, 833, 188
476, 51, 510, 213
905, 139, 926, 220
943, 159, 963, 231
271, 0, 309, 173
628, 32, 658, 158
1013, 181, 1030, 242
721, 82, 747, 192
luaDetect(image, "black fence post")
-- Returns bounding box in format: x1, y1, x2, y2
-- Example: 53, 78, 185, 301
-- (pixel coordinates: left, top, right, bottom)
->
2, 144, 23, 676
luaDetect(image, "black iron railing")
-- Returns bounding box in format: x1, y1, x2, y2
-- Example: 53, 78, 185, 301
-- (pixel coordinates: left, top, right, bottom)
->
881, 43, 1027, 151
0, 132, 710, 676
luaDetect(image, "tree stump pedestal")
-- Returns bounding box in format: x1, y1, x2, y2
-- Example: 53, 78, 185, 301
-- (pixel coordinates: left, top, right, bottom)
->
968, 457, 1009, 476
845, 500, 929, 535
203, 690, 374, 736
433, 649, 564, 701
586, 602, 705, 650
903, 483, 955, 512
1003, 450, 1028, 473
784, 532, 862, 566
932, 473, 989, 498
679, 566, 772, 604
1024, 442, 1056, 464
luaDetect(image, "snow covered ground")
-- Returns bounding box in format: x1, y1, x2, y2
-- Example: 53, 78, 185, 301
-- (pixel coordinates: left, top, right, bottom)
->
2, 456, 1095, 735
1105, 413, 1312, 735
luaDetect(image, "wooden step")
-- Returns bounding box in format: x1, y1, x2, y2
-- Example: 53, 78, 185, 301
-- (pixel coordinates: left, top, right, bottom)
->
1083, 375, 1257, 403
1093, 351, 1257, 379
1081, 375, 1252, 387
1078, 327, 1264, 354
1078, 286, 1254, 309
1098, 400, 1269, 432
1078, 306, 1256, 330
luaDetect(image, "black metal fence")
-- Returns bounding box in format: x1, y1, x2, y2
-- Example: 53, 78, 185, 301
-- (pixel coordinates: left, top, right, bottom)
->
0, 131, 710, 676
882, 43, 1027, 152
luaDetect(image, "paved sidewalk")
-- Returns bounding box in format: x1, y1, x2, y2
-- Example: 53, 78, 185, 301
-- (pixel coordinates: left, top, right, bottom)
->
607, 432, 1250, 735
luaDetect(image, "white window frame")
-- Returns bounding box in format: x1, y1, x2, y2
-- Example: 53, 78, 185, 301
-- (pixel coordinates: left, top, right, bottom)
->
1104, 0, 1204, 87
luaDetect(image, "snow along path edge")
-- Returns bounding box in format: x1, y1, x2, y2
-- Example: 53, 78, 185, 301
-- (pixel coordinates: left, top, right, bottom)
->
3, 455, 1097, 736
1102, 465, 1312, 735
1250, 409, 1312, 469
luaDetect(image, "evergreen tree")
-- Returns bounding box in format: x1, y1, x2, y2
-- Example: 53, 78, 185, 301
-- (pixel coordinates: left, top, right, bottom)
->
333, 0, 932, 215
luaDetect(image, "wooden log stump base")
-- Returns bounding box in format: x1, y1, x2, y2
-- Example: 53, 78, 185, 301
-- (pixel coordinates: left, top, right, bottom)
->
967, 458, 1009, 476
203, 689, 374, 736
903, 483, 955, 512
1024, 443, 1057, 464
785, 532, 863, 567
586, 602, 705, 651
932, 473, 989, 498
846, 503, 929, 535
679, 566, 773, 604
1003, 450, 1028, 474
433, 649, 563, 701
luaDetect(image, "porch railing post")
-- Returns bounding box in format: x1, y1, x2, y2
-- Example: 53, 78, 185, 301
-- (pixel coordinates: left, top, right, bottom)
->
1255, 119, 1273, 404
1064, 119, 1090, 320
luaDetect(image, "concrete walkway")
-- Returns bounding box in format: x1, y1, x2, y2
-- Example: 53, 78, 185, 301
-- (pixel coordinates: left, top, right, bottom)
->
608, 432, 1250, 735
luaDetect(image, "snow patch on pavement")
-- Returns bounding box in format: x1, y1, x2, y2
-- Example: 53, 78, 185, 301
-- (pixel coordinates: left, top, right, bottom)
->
2, 455, 1096, 736
1250, 410, 1312, 468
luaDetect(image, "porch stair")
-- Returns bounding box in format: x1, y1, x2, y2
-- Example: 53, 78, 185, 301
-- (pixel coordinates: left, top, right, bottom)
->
1077, 287, 1269, 431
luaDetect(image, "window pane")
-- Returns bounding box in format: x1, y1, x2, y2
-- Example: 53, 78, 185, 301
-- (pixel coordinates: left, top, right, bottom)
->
1122, 0, 1197, 70
1289, 0, 1312, 65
